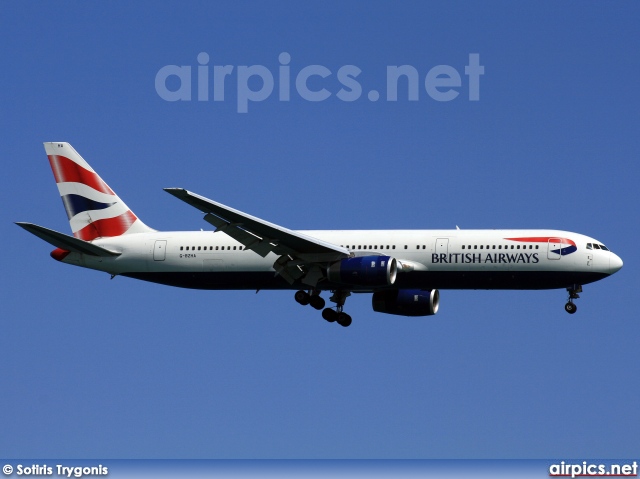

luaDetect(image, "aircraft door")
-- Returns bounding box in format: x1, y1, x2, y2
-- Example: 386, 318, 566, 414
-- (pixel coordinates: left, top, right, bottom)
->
153, 240, 167, 261
547, 238, 562, 260
436, 238, 449, 254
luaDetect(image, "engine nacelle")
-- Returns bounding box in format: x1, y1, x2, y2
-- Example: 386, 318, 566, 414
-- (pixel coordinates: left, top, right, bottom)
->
372, 289, 440, 316
327, 255, 397, 287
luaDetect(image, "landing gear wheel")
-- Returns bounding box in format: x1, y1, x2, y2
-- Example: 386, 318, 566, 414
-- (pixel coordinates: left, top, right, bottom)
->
336, 312, 352, 327
324, 290, 352, 326
309, 295, 326, 310
322, 308, 337, 322
294, 290, 310, 306
565, 285, 582, 315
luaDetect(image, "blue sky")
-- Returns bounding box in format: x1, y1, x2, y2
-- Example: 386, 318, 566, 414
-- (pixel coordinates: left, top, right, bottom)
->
1, 1, 639, 459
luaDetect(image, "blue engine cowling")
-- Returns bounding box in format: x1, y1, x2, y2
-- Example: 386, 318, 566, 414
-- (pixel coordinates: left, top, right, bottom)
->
372, 289, 440, 316
327, 255, 397, 286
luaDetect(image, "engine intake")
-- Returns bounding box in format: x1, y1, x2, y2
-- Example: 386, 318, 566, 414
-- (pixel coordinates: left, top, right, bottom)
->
327, 255, 397, 286
372, 289, 440, 316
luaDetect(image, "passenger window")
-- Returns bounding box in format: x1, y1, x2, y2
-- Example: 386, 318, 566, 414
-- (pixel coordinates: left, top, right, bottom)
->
474, 245, 477, 249
216, 246, 219, 250
404, 245, 407, 249
492, 245, 496, 249
517, 245, 520, 249
180, 246, 184, 251
462, 245, 465, 250
392, 245, 396, 249
498, 245, 502, 249
480, 245, 483, 249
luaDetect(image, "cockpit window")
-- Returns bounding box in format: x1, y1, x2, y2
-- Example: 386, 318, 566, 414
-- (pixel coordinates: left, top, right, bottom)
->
593, 244, 601, 250
586, 243, 592, 250
600, 244, 609, 251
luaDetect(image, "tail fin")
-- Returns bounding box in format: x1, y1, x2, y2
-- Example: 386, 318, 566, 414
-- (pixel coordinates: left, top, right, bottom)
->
44, 142, 154, 240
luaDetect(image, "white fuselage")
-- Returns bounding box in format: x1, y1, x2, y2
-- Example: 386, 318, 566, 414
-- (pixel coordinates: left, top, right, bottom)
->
61, 228, 622, 292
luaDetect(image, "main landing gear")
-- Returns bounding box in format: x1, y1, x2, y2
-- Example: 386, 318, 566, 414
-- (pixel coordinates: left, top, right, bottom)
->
294, 289, 325, 310
294, 289, 352, 327
564, 284, 582, 314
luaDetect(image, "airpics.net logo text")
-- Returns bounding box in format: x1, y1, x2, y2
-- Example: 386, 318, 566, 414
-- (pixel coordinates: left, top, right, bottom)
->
154, 52, 484, 113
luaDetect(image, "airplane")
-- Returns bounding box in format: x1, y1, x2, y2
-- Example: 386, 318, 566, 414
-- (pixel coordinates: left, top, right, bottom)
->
17, 142, 623, 327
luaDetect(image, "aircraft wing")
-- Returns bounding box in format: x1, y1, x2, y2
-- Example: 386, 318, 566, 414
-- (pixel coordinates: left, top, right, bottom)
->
164, 188, 350, 285
15, 222, 121, 257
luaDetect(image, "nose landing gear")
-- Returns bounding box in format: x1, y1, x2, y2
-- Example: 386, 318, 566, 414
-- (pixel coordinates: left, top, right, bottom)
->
565, 285, 582, 314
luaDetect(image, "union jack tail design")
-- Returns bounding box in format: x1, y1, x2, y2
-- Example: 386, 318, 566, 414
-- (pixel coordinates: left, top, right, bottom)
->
44, 142, 154, 241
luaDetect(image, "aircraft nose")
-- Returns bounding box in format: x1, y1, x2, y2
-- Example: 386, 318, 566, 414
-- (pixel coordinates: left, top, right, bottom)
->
609, 253, 623, 274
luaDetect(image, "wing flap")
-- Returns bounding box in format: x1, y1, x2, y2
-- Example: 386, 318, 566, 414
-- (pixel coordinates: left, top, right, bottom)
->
16, 222, 121, 257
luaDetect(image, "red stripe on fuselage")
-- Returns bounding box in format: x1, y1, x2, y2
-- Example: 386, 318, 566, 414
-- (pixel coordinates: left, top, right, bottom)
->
74, 210, 137, 241
505, 236, 576, 246
48, 155, 114, 195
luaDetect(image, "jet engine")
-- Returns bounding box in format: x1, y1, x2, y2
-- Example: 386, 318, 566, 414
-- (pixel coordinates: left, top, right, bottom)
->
372, 289, 440, 316
327, 255, 397, 287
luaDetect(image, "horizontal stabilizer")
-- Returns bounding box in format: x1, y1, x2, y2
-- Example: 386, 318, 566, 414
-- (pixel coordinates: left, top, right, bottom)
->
15, 222, 121, 257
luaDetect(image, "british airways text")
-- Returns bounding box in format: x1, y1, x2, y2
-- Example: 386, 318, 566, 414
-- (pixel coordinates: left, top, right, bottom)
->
432, 253, 540, 264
